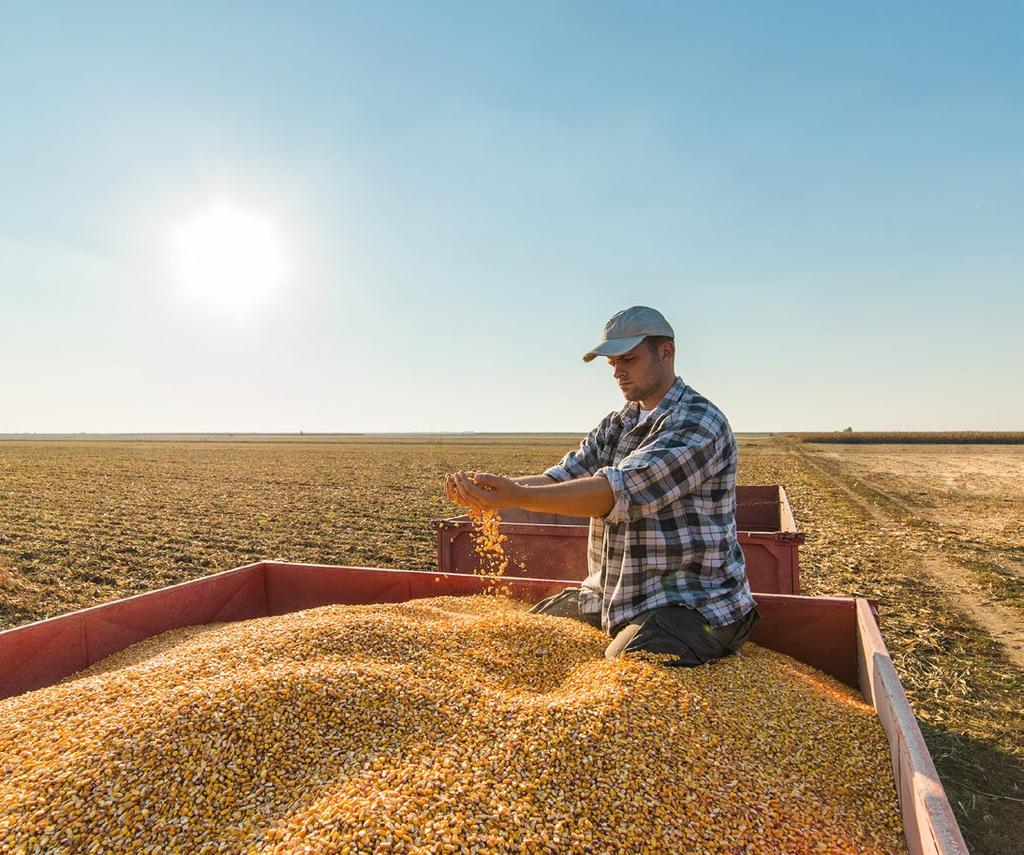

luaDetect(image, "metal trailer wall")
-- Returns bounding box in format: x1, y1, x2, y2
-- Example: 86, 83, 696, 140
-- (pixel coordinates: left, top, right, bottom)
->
435, 485, 805, 594
0, 562, 967, 855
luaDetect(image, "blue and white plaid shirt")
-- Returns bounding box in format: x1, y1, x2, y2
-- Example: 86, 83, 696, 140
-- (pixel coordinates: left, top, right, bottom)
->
543, 377, 755, 634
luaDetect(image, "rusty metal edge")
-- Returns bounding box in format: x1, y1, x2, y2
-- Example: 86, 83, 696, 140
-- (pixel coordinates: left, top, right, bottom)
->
435, 517, 807, 541
0, 561, 266, 637
778, 485, 800, 534
855, 599, 968, 855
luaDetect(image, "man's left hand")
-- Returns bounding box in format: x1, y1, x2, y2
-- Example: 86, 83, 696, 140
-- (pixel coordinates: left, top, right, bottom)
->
449, 471, 523, 511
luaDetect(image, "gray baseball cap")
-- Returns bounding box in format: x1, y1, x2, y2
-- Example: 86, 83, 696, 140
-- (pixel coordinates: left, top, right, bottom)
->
583, 306, 675, 362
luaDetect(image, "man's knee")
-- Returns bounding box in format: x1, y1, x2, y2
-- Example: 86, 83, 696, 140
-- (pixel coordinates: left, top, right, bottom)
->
605, 606, 753, 667
530, 588, 602, 631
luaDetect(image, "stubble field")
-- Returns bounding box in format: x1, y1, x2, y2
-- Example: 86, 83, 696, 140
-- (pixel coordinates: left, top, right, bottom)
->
0, 435, 1021, 854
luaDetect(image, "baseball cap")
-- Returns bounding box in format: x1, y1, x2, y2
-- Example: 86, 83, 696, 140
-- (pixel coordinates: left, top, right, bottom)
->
583, 306, 675, 362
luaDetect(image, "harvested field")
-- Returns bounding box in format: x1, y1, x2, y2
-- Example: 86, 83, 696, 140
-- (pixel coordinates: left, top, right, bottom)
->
0, 438, 571, 628
795, 432, 1024, 444
801, 443, 1024, 620
0, 435, 1021, 853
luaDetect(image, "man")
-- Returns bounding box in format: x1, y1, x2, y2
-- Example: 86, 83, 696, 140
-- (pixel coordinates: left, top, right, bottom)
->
444, 306, 757, 666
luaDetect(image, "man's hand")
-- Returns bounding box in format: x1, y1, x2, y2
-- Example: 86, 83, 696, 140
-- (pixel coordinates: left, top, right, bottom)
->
443, 470, 524, 511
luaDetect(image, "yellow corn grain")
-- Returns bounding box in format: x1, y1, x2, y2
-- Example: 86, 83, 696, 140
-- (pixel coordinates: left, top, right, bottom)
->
0, 596, 906, 854
466, 475, 510, 588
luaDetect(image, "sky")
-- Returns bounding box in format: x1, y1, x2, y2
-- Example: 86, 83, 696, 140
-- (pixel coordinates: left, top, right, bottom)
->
1, 1, 1021, 433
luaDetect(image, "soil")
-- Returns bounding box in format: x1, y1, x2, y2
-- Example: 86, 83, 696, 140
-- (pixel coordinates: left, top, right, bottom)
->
793, 442, 1024, 670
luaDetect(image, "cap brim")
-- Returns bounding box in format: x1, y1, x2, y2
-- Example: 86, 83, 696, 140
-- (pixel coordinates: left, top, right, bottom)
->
582, 335, 646, 363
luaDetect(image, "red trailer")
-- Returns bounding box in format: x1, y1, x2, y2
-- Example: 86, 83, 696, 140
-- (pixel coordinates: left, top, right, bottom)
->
0, 561, 966, 854
435, 485, 805, 593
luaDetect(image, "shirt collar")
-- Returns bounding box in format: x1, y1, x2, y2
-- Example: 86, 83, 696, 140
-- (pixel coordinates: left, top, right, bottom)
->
618, 376, 688, 428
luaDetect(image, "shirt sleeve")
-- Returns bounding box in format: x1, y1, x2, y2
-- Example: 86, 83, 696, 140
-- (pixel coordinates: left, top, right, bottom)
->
595, 422, 729, 524
543, 413, 616, 483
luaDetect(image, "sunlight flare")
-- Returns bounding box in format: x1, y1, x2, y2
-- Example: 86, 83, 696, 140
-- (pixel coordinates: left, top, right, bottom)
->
169, 201, 287, 314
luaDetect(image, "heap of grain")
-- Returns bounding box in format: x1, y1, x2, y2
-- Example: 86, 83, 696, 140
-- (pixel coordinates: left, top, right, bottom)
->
0, 596, 906, 854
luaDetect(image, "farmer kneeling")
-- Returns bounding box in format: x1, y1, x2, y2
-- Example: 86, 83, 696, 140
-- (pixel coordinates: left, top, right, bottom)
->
444, 306, 758, 666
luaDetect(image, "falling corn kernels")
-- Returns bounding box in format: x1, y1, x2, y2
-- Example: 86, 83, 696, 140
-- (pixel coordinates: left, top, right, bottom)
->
466, 474, 511, 590
0, 596, 907, 854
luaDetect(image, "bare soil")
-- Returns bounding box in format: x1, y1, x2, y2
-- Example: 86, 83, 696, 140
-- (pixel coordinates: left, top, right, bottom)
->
795, 443, 1024, 669
807, 444, 1024, 554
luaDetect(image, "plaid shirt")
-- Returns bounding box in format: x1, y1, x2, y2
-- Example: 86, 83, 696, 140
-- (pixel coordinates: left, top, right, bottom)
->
543, 377, 755, 634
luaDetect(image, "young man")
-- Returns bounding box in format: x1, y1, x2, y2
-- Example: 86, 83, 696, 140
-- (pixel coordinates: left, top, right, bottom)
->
444, 306, 757, 666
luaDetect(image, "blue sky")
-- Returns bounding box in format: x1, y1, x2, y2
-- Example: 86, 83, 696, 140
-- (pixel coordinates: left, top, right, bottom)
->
2, 2, 1021, 432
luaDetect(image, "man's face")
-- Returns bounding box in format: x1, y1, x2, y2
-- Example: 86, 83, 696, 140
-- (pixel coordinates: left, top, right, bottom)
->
606, 341, 672, 403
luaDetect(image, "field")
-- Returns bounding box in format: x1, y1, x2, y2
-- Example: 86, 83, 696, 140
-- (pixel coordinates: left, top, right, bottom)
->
1, 435, 1022, 854
796, 432, 1024, 444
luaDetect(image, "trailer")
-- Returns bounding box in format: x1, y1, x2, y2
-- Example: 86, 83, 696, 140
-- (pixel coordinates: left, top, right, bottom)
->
435, 485, 805, 593
0, 561, 967, 854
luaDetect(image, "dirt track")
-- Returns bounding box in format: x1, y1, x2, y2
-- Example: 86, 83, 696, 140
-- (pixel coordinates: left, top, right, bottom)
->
792, 443, 1024, 670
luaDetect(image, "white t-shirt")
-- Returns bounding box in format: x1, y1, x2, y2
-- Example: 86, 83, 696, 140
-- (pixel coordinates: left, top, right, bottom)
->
638, 407, 654, 423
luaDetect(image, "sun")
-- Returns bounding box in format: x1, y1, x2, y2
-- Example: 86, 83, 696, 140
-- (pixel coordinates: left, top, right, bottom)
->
169, 201, 287, 314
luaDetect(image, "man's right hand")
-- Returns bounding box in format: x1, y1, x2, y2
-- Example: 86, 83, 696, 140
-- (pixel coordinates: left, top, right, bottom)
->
443, 472, 468, 507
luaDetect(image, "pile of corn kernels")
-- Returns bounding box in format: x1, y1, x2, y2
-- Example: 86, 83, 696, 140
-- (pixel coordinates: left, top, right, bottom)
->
0, 596, 906, 854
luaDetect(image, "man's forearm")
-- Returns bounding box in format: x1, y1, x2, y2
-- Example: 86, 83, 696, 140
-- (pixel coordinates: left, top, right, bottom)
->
511, 474, 557, 487
515, 475, 614, 518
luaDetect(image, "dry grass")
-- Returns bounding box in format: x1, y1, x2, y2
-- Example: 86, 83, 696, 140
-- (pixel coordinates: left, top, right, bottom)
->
0, 562, 18, 594
802, 443, 1024, 619
0, 435, 1021, 853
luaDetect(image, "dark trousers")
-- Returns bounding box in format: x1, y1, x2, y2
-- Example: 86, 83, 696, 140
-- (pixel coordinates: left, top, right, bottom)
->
530, 587, 758, 667
605, 603, 758, 666
529, 588, 602, 631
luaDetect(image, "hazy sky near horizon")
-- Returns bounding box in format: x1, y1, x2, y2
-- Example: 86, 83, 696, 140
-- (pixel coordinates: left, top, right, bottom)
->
2, 2, 1021, 433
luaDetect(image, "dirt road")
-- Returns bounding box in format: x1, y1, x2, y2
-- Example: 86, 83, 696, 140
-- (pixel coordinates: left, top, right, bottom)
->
791, 442, 1024, 670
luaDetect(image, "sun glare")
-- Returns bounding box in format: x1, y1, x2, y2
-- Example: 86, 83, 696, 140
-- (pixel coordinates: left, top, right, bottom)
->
170, 201, 287, 315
